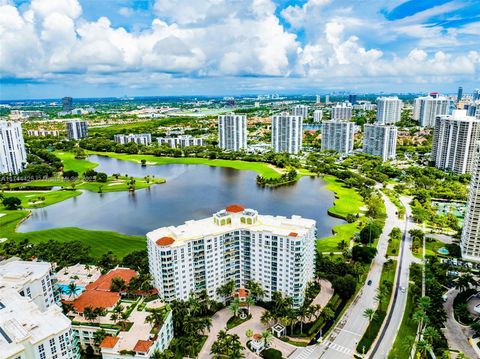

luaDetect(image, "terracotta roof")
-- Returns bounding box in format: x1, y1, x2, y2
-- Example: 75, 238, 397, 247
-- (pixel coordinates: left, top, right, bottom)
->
156, 236, 175, 246
289, 232, 298, 237
253, 333, 262, 340
86, 268, 138, 291
226, 204, 245, 213
236, 288, 247, 298
69, 290, 120, 313
133, 340, 154, 353
100, 336, 119, 348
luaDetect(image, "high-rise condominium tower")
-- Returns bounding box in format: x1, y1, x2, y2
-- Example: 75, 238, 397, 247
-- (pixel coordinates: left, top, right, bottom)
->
321, 120, 355, 154
457, 86, 463, 103
376, 96, 403, 124
413, 94, 450, 127
432, 110, 480, 174
66, 120, 88, 140
461, 141, 480, 262
292, 105, 308, 119
218, 114, 247, 151
331, 102, 352, 120
147, 206, 316, 307
271, 114, 303, 154
363, 124, 397, 161
313, 110, 323, 123
62, 97, 73, 112
0, 121, 27, 174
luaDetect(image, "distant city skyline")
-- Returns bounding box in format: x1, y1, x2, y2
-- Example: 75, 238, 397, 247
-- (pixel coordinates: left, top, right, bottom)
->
1, 0, 479, 100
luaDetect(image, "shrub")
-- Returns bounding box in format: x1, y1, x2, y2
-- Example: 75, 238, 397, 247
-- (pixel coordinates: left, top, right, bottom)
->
262, 348, 282, 359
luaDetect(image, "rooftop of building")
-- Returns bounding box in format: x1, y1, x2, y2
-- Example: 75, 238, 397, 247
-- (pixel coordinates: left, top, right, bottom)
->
147, 206, 316, 247
99, 300, 170, 356
439, 109, 479, 121
0, 260, 51, 288
0, 288, 70, 358
66, 268, 138, 313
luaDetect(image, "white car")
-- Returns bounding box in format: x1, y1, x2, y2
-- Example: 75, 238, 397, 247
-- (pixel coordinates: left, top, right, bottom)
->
399, 286, 406, 293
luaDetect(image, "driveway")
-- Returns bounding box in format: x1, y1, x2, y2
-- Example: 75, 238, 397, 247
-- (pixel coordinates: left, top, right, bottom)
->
442, 288, 477, 359
198, 305, 296, 359
311, 279, 334, 308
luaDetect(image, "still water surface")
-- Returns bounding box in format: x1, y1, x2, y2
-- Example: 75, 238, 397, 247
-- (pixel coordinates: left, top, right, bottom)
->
19, 155, 344, 237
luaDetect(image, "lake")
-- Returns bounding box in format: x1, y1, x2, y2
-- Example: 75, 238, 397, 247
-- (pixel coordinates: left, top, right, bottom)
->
18, 155, 344, 238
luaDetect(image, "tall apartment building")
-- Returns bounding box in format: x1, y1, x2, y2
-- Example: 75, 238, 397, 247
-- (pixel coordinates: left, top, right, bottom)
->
474, 89, 480, 101
413, 94, 450, 127
432, 110, 480, 174
113, 133, 152, 146
461, 142, 480, 262
321, 120, 355, 154
62, 97, 73, 112
0, 121, 27, 175
331, 103, 352, 120
457, 86, 463, 103
147, 206, 316, 308
0, 260, 58, 311
315, 95, 321, 104
363, 124, 398, 161
348, 94, 357, 105
271, 114, 303, 154
292, 105, 308, 119
0, 288, 79, 359
376, 96, 403, 124
157, 135, 205, 148
313, 110, 323, 123
218, 114, 247, 151
66, 120, 88, 140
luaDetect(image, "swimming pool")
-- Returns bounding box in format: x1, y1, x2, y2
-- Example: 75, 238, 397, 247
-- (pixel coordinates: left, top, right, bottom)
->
437, 247, 450, 255
58, 283, 86, 296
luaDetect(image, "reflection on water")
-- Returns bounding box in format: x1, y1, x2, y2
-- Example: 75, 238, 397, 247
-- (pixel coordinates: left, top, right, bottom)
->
19, 155, 345, 237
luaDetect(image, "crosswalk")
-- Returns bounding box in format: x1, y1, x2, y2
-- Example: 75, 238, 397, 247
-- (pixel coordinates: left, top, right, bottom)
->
320, 340, 353, 356
290, 340, 354, 359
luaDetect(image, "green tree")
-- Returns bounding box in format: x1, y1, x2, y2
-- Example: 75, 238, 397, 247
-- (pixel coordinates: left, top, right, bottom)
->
2, 197, 21, 210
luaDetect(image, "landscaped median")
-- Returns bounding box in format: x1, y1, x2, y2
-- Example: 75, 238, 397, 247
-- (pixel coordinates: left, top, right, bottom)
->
356, 259, 397, 355
317, 175, 366, 253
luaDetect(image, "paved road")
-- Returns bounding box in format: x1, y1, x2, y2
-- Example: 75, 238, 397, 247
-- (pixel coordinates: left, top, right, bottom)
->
290, 190, 398, 359
442, 288, 477, 359
369, 196, 416, 358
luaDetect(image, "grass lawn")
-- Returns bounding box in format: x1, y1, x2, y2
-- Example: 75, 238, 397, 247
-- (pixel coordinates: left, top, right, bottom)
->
89, 151, 284, 179
388, 274, 418, 358
226, 314, 251, 329
54, 151, 98, 174
0, 210, 146, 258
0, 190, 81, 209
356, 260, 397, 355
317, 175, 365, 252
387, 233, 401, 257
412, 237, 445, 259
323, 175, 364, 218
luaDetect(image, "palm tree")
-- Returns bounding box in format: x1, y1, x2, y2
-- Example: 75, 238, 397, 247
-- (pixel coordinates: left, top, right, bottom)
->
245, 280, 265, 300
228, 298, 240, 317
261, 311, 274, 327
261, 330, 274, 347
110, 313, 119, 323
423, 326, 440, 345
93, 329, 107, 345
416, 340, 433, 358
297, 305, 310, 335
246, 297, 255, 314
146, 310, 164, 327
83, 306, 97, 322
67, 282, 78, 298
413, 309, 428, 332
321, 306, 335, 322
245, 329, 253, 340
363, 308, 377, 336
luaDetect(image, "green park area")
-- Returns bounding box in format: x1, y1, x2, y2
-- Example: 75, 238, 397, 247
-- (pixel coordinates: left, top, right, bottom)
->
0, 190, 81, 209
317, 175, 365, 252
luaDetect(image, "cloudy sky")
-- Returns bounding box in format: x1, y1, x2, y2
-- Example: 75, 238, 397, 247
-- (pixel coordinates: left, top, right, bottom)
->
1, 0, 479, 99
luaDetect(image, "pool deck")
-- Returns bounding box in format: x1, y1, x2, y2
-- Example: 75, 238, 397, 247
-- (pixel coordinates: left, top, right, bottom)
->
55, 263, 101, 287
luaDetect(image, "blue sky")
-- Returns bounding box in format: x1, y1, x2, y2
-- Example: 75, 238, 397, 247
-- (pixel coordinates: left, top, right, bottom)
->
0, 0, 479, 99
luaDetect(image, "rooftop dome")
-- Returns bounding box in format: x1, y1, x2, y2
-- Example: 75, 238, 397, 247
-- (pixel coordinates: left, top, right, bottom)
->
225, 204, 245, 213
156, 236, 175, 246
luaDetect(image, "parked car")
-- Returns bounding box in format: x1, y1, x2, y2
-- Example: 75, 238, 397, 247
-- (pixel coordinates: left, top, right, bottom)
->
367, 280, 372, 286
